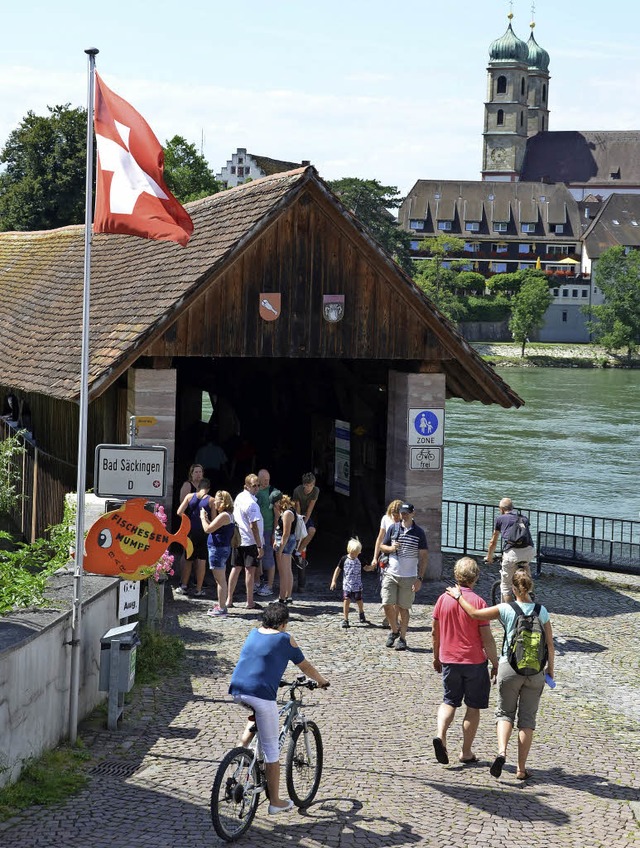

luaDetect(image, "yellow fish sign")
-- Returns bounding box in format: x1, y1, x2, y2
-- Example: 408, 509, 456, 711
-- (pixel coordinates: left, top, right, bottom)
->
84, 498, 192, 580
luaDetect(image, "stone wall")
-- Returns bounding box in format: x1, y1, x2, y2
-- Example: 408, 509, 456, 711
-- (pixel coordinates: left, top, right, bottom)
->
0, 574, 119, 787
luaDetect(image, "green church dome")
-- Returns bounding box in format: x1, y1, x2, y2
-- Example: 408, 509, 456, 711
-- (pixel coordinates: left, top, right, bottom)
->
527, 30, 550, 71
489, 21, 528, 64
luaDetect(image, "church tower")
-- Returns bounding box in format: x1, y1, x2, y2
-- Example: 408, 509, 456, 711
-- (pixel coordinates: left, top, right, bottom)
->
482, 13, 529, 181
526, 20, 550, 136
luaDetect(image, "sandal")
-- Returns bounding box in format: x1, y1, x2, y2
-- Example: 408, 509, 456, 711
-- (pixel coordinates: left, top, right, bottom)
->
490, 754, 506, 778
516, 770, 531, 780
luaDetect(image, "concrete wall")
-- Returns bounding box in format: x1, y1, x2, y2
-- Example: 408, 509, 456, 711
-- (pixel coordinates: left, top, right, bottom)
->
0, 576, 119, 787
385, 372, 445, 579
458, 320, 511, 342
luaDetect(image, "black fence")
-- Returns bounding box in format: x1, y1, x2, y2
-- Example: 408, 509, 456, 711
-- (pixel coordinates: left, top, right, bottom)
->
442, 499, 640, 555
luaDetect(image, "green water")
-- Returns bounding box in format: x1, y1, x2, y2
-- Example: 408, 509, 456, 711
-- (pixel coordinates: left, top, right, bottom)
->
443, 367, 640, 521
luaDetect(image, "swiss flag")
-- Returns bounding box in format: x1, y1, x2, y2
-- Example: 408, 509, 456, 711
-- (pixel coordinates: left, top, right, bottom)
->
93, 73, 194, 247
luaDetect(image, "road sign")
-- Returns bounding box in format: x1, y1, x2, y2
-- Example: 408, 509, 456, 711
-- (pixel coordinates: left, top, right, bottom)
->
407, 408, 444, 446
95, 444, 167, 498
409, 447, 442, 470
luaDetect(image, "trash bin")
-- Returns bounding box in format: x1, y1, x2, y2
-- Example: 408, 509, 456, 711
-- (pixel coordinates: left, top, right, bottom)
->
99, 622, 140, 693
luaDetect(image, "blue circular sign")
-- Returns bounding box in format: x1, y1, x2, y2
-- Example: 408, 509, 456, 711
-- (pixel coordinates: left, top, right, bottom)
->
414, 411, 438, 436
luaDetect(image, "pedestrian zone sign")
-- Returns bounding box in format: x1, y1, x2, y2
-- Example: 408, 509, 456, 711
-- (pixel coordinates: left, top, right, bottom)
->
407, 408, 444, 447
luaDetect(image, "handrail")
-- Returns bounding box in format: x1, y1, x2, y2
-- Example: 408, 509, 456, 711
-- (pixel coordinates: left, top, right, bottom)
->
442, 499, 640, 554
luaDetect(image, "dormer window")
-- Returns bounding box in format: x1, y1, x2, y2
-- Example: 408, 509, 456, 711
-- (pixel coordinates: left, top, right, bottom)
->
493, 222, 508, 233
409, 219, 425, 230
554, 224, 564, 234
438, 220, 453, 231
465, 221, 480, 232
522, 223, 536, 233
610, 168, 621, 180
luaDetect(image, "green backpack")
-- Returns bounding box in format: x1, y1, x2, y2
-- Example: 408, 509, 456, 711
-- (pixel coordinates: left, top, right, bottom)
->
505, 602, 548, 676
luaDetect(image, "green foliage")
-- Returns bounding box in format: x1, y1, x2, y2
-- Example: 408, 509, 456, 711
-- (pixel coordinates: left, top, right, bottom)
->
465, 295, 511, 322
509, 275, 553, 356
455, 271, 486, 295
586, 246, 640, 358
163, 135, 221, 203
134, 626, 185, 685
328, 177, 413, 272
0, 745, 90, 820
0, 432, 25, 516
487, 268, 547, 296
0, 105, 87, 231
0, 502, 74, 614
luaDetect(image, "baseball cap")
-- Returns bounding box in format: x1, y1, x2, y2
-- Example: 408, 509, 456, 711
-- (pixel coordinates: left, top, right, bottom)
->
268, 488, 283, 505
399, 503, 414, 513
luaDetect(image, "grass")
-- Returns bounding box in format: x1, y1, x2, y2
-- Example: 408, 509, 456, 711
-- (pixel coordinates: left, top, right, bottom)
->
0, 745, 91, 821
134, 626, 185, 686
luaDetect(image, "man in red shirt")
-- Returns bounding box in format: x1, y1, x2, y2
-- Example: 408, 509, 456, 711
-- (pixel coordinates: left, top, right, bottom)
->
431, 557, 499, 765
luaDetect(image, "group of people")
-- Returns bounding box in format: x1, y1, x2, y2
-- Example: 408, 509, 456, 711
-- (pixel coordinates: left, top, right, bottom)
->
175, 465, 320, 614
431, 498, 554, 781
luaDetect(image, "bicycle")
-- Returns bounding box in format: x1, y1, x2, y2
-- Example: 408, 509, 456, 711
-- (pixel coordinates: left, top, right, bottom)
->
210, 675, 326, 842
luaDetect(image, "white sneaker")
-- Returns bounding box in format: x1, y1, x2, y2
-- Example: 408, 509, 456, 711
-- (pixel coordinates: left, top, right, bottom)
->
256, 585, 272, 596
268, 799, 294, 815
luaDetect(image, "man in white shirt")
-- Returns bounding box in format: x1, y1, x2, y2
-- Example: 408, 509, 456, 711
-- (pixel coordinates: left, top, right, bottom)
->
226, 474, 264, 610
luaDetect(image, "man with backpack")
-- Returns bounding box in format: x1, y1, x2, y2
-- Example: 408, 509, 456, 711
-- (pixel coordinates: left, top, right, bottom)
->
486, 497, 535, 602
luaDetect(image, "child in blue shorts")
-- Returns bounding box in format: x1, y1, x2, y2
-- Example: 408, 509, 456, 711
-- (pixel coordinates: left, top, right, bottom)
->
330, 538, 370, 628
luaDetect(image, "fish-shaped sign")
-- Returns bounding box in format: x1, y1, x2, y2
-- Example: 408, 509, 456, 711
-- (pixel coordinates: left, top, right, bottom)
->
84, 498, 192, 580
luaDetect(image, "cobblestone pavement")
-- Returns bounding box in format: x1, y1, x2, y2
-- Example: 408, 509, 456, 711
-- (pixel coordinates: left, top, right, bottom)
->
2, 554, 640, 847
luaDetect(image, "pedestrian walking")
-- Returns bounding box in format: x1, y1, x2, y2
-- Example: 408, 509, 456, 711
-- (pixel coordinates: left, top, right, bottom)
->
330, 538, 372, 628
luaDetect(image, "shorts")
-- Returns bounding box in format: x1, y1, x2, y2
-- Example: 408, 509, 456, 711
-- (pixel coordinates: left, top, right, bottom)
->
209, 545, 231, 570
275, 535, 296, 556
186, 534, 208, 561
237, 544, 259, 567
380, 573, 415, 609
232, 694, 279, 763
343, 589, 362, 601
500, 546, 535, 596
305, 517, 316, 530
442, 662, 491, 709
495, 661, 545, 729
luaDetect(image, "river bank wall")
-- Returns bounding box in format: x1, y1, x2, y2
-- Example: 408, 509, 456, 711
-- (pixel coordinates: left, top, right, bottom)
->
473, 342, 640, 368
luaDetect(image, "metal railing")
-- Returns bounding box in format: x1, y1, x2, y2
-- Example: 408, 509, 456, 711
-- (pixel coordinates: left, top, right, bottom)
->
442, 499, 640, 556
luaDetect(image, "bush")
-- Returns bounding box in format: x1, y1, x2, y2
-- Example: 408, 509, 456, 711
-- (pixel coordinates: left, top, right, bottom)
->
464, 296, 511, 322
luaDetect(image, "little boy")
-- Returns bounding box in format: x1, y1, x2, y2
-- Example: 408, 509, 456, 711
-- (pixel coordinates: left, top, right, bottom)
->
330, 538, 370, 628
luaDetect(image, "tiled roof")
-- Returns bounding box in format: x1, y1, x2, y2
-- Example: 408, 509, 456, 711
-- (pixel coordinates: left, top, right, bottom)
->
250, 154, 303, 176
521, 131, 640, 187
0, 169, 310, 401
0, 166, 522, 408
583, 193, 640, 258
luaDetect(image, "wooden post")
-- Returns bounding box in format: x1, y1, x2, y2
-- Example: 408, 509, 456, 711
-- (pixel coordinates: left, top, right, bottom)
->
31, 447, 38, 542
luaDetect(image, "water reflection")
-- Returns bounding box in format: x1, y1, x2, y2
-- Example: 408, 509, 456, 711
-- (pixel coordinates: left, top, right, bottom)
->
443, 368, 640, 520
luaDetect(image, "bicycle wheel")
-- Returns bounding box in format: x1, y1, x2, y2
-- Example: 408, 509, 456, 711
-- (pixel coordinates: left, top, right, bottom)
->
491, 579, 501, 605
211, 747, 260, 842
285, 721, 323, 808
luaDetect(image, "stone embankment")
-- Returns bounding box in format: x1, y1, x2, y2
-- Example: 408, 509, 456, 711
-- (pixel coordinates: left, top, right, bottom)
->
472, 342, 640, 368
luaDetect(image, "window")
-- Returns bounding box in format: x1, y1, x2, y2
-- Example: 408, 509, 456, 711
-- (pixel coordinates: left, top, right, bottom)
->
497, 109, 504, 126
553, 289, 559, 296
542, 83, 547, 102
437, 220, 452, 231
520, 111, 524, 126
493, 222, 508, 233
519, 244, 531, 254
562, 289, 569, 297
409, 219, 425, 230
546, 244, 570, 256
442, 261, 451, 269
230, 166, 236, 174
522, 223, 536, 233
581, 290, 588, 298
464, 242, 480, 253
465, 221, 480, 232
572, 289, 578, 298
410, 240, 421, 251
562, 311, 568, 323
497, 75, 507, 94
237, 166, 244, 177
491, 262, 507, 273
491, 243, 508, 253
554, 224, 564, 234
521, 77, 526, 96
238, 156, 244, 163
542, 116, 545, 131
518, 262, 534, 270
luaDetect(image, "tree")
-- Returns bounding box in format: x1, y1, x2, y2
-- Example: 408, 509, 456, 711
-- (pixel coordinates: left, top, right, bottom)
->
163, 136, 221, 203
412, 235, 469, 321
0, 105, 87, 231
509, 274, 553, 356
586, 246, 640, 359
328, 177, 413, 273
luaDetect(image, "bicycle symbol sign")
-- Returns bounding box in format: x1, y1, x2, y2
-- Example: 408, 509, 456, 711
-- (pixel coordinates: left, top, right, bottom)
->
407, 408, 444, 446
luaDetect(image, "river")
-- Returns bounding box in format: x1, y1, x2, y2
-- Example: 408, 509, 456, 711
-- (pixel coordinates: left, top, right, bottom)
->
442, 367, 640, 521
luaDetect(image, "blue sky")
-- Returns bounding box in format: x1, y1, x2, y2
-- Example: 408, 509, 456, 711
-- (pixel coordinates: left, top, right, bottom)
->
3, 0, 640, 194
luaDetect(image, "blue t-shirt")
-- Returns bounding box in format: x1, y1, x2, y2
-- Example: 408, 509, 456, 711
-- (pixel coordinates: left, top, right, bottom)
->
229, 628, 305, 701
208, 515, 235, 550
498, 601, 550, 663
187, 493, 210, 538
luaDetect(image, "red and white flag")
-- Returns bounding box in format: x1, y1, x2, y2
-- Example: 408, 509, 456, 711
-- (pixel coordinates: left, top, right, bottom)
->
93, 73, 194, 247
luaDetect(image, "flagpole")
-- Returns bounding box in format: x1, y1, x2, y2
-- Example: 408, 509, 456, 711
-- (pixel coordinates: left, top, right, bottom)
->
69, 47, 99, 745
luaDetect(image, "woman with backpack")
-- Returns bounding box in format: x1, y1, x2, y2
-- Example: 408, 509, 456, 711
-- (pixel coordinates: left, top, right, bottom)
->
270, 490, 296, 605
446, 568, 555, 781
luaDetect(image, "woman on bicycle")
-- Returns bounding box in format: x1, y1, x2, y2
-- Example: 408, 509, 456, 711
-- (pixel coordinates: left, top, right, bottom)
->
228, 602, 329, 814
446, 569, 554, 781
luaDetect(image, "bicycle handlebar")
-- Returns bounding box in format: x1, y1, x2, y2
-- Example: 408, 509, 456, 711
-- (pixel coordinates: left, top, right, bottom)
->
278, 676, 330, 691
